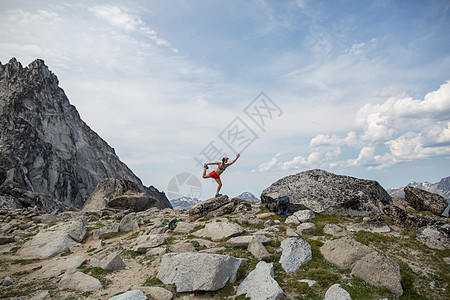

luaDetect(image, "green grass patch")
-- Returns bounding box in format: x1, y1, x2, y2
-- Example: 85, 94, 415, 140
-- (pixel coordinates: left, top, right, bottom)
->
77, 266, 113, 287
143, 276, 164, 287
100, 231, 128, 240
126, 231, 140, 240
12, 258, 40, 265
9, 246, 20, 254
344, 277, 392, 299
86, 223, 105, 231
399, 262, 426, 300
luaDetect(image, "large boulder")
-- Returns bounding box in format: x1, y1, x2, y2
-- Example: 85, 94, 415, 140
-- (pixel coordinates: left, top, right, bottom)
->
261, 169, 392, 216
236, 261, 284, 300
187, 195, 233, 219
404, 186, 448, 216
351, 252, 403, 296
18, 218, 86, 259
157, 253, 244, 292
320, 237, 374, 269
83, 178, 167, 212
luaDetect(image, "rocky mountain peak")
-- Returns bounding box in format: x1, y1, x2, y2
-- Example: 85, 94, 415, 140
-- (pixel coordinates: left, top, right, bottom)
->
0, 58, 170, 212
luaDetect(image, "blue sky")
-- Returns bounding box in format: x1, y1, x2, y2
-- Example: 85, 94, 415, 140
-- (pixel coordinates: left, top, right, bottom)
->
1, 0, 449, 200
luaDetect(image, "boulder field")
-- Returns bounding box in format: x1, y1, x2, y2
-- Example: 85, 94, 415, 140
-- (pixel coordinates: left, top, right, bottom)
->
0, 193, 448, 299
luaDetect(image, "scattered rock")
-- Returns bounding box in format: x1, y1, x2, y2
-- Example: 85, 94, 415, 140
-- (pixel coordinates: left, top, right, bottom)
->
37, 255, 86, 278
383, 205, 448, 228
323, 224, 348, 237
248, 238, 270, 260
323, 283, 352, 300
192, 219, 245, 241
108, 290, 148, 300
146, 247, 166, 256
235, 214, 264, 226
119, 213, 139, 232
351, 252, 403, 296
0, 235, 15, 245
261, 169, 392, 216
173, 222, 197, 233
135, 234, 166, 253
93, 223, 120, 239
285, 215, 301, 224
90, 252, 126, 271
157, 253, 244, 292
299, 279, 317, 287
296, 222, 316, 234
293, 210, 315, 222
346, 215, 391, 233
226, 235, 271, 248
2, 276, 13, 286
17, 221, 84, 259
404, 186, 448, 216
142, 286, 173, 300
286, 228, 299, 237
169, 241, 197, 253
279, 237, 312, 272
237, 261, 284, 300
59, 271, 102, 292
320, 237, 374, 269
416, 225, 450, 250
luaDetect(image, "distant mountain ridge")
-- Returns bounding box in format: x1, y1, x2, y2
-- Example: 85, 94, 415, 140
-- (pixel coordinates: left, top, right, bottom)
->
170, 192, 259, 210
170, 197, 201, 210
387, 176, 450, 200
0, 58, 170, 211
235, 192, 260, 202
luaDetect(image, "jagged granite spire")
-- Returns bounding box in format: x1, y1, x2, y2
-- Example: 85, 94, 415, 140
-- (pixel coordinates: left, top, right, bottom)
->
0, 58, 170, 211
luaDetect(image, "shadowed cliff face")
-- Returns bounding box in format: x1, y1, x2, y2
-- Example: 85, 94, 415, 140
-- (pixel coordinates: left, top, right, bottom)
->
0, 57, 170, 211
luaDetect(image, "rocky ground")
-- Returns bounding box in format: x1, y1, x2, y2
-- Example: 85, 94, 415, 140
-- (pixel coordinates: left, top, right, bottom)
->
0, 196, 448, 300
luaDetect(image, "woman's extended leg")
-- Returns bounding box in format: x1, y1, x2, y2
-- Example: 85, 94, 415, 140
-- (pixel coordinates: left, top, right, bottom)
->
202, 164, 210, 178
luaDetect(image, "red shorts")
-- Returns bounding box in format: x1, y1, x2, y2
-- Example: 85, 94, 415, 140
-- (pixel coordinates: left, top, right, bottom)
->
209, 171, 220, 179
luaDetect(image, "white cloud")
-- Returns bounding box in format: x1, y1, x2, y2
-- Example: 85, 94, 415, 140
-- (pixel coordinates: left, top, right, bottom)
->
281, 155, 307, 170
89, 5, 173, 50
89, 5, 143, 32
280, 81, 450, 171
255, 153, 280, 172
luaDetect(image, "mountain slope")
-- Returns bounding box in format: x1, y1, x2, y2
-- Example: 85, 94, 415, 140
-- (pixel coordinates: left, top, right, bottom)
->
0, 58, 170, 211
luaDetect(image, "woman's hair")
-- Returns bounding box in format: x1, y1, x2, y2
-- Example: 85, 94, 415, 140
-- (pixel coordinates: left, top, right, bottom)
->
222, 157, 229, 162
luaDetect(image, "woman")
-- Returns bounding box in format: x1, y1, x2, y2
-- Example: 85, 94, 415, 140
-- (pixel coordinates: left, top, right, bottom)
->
203, 154, 240, 197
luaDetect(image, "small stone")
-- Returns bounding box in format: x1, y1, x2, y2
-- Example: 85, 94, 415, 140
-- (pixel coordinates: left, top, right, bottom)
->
2, 276, 13, 286
108, 290, 148, 300
296, 222, 316, 234
323, 283, 352, 300
293, 210, 315, 222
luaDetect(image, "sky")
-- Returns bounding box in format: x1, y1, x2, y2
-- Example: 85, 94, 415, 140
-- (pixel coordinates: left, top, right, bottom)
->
1, 0, 449, 200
